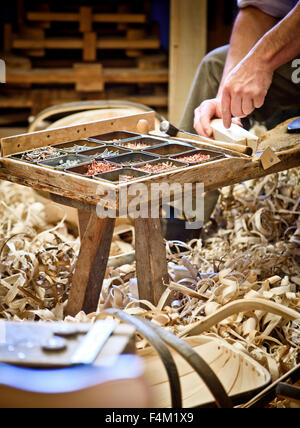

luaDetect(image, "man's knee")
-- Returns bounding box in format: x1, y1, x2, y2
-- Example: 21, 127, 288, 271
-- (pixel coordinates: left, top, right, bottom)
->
199, 45, 229, 76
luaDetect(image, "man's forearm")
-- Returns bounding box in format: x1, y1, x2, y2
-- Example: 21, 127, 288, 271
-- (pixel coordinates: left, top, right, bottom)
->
217, 7, 278, 97
247, 2, 300, 73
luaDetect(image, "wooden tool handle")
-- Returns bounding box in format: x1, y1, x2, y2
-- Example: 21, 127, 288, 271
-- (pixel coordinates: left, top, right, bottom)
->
180, 298, 300, 337
275, 143, 300, 156
177, 131, 253, 155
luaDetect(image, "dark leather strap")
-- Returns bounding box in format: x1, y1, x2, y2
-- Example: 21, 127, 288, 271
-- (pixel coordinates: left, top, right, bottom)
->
103, 309, 182, 408
104, 309, 232, 408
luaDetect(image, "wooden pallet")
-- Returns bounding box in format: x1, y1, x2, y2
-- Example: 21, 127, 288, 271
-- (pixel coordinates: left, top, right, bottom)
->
5, 64, 168, 91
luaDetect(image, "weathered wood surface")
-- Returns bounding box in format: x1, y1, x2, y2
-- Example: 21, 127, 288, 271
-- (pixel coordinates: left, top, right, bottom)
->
0, 148, 299, 210
259, 117, 300, 151
77, 209, 92, 240
65, 214, 116, 316
135, 218, 169, 305
0, 111, 155, 156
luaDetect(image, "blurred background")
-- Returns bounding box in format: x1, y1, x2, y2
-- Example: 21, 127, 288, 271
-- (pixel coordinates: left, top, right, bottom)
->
0, 0, 238, 136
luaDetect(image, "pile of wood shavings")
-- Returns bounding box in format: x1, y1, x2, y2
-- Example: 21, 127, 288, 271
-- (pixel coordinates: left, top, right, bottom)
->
0, 181, 79, 321
95, 167, 300, 384
0, 167, 299, 395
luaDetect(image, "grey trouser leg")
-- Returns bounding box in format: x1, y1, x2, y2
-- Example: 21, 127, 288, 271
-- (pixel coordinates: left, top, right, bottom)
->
179, 45, 300, 132
179, 45, 228, 133
179, 46, 229, 223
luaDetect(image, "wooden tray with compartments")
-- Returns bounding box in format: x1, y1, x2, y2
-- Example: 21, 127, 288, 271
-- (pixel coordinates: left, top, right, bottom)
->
0, 111, 299, 317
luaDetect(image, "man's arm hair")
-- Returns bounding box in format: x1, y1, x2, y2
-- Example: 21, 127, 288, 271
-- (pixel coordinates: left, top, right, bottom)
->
247, 1, 300, 72
217, 7, 278, 97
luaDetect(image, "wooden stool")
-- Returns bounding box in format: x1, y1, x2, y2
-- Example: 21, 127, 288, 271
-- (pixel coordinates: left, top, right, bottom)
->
53, 196, 170, 317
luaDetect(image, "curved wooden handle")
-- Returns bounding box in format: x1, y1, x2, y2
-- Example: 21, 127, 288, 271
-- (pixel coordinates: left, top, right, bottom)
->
180, 298, 300, 337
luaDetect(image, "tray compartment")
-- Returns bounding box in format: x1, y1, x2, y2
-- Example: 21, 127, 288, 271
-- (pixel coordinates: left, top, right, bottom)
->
94, 168, 150, 183
135, 158, 188, 174
115, 137, 169, 151
38, 154, 90, 170
53, 140, 105, 153
170, 149, 225, 165
82, 145, 130, 159
88, 131, 140, 144
65, 160, 120, 177
9, 146, 63, 163
145, 143, 194, 157
104, 152, 159, 167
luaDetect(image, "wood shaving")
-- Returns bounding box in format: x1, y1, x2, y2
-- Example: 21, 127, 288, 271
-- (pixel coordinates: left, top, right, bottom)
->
0, 167, 299, 401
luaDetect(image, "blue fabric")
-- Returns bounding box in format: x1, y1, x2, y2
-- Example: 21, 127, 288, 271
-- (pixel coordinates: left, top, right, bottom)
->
237, 0, 298, 18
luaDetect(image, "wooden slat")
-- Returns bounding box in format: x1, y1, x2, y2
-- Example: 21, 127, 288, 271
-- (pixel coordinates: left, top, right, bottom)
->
169, 0, 207, 125
6, 68, 168, 85
74, 63, 103, 92
0, 111, 155, 156
0, 148, 299, 209
65, 213, 116, 316
77, 209, 92, 240
82, 32, 97, 62
27, 12, 78, 22
27, 12, 147, 24
12, 37, 160, 50
135, 218, 169, 305
79, 7, 92, 33
0, 91, 168, 109
4, 23, 13, 52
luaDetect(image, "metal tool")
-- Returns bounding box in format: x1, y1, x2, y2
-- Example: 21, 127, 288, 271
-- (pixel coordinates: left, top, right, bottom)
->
287, 117, 300, 133
160, 120, 253, 156
71, 320, 117, 365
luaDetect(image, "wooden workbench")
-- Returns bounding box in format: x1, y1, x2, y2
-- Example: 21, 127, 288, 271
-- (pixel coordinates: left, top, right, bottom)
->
0, 111, 299, 316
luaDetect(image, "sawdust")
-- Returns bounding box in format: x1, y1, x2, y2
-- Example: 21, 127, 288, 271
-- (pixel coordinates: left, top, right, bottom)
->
0, 167, 299, 396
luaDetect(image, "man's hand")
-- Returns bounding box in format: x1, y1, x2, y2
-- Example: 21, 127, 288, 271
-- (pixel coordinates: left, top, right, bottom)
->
221, 53, 274, 128
194, 98, 242, 138
194, 98, 222, 138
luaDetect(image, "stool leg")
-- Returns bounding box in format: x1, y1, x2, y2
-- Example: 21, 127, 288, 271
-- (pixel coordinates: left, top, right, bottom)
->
66, 212, 115, 316
135, 218, 169, 305
77, 209, 92, 240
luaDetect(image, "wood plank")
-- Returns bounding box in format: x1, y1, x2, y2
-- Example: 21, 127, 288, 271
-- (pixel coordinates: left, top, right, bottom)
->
135, 218, 169, 305
65, 214, 116, 316
27, 12, 79, 22
0, 89, 168, 109
74, 63, 103, 92
4, 23, 13, 52
77, 209, 92, 240
79, 7, 92, 33
103, 68, 168, 84
82, 32, 97, 62
27, 12, 147, 24
0, 111, 155, 156
0, 91, 168, 109
169, 0, 207, 125
97, 38, 160, 50
12, 37, 160, 51
5, 68, 168, 85
135, 219, 153, 303
0, 146, 298, 210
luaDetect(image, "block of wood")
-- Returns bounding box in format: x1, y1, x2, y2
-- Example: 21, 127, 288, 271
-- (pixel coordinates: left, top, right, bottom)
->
211, 119, 259, 151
